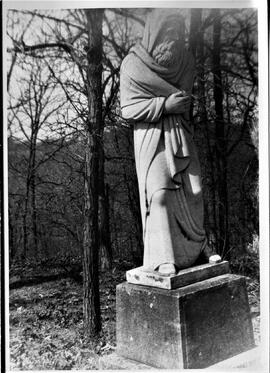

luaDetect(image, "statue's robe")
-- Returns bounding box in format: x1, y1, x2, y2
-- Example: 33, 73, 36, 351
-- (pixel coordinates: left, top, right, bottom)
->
120, 43, 207, 271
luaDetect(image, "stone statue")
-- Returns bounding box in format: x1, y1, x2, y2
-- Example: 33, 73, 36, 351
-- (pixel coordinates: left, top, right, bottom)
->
120, 9, 221, 275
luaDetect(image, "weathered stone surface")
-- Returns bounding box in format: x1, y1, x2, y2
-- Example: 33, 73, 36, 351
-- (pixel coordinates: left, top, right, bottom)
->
116, 274, 255, 369
120, 10, 215, 274
99, 346, 263, 370
207, 345, 264, 370
98, 353, 155, 370
126, 261, 230, 289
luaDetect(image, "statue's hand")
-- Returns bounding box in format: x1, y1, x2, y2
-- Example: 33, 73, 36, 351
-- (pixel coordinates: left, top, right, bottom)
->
164, 92, 191, 114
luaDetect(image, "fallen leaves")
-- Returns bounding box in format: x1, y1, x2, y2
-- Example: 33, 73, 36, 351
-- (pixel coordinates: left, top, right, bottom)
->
9, 268, 122, 370
9, 263, 260, 370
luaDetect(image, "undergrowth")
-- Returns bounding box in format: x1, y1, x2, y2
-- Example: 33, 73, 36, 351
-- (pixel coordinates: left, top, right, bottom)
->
9, 257, 260, 370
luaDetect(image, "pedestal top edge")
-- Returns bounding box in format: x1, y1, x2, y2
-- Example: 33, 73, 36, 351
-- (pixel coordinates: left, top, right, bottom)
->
117, 273, 245, 296
127, 260, 229, 277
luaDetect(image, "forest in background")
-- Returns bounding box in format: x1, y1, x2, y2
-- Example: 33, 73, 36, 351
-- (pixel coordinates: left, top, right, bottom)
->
7, 7, 259, 368
7, 7, 258, 263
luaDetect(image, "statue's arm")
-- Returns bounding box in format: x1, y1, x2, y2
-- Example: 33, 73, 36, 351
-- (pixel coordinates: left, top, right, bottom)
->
120, 66, 167, 123
121, 97, 166, 123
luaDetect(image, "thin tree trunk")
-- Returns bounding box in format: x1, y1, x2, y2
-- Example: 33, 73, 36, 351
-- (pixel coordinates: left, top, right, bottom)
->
189, 9, 200, 60
22, 128, 36, 260
83, 8, 103, 336
128, 167, 144, 264
30, 173, 38, 251
212, 9, 229, 258
9, 212, 15, 261
99, 145, 112, 270
192, 9, 218, 245
114, 128, 143, 263
104, 184, 112, 265
189, 9, 200, 124
30, 136, 38, 254
22, 181, 30, 261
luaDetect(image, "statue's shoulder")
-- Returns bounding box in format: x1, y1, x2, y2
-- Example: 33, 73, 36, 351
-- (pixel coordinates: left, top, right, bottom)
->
121, 51, 139, 73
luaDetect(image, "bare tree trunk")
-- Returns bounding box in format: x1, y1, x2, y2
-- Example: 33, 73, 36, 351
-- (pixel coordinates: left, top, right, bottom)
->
30, 173, 38, 251
189, 9, 201, 60
191, 9, 218, 246
114, 128, 143, 263
30, 135, 38, 254
189, 9, 200, 124
99, 144, 112, 270
83, 8, 103, 336
9, 212, 15, 261
105, 184, 112, 265
212, 9, 229, 258
22, 181, 30, 260
127, 166, 144, 264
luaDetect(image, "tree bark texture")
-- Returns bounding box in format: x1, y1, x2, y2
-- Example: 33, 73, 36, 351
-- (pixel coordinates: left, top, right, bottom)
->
30, 132, 38, 252
22, 122, 39, 260
99, 144, 112, 270
192, 9, 218, 246
114, 129, 144, 262
83, 9, 104, 336
212, 9, 229, 258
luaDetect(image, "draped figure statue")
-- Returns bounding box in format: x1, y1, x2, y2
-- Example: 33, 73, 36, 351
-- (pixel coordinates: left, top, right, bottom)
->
120, 9, 221, 275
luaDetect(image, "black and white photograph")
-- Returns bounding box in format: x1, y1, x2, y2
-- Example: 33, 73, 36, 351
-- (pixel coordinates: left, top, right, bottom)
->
2, 0, 269, 371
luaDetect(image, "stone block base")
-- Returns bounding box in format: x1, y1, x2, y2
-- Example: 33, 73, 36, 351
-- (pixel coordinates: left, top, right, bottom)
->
126, 261, 230, 289
116, 273, 255, 369
99, 353, 155, 370
99, 346, 263, 370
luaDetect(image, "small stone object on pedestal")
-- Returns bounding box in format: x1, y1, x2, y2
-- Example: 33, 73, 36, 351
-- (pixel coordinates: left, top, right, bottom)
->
116, 264, 255, 369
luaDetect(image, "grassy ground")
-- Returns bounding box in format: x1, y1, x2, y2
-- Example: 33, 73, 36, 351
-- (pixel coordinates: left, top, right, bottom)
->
9, 266, 260, 370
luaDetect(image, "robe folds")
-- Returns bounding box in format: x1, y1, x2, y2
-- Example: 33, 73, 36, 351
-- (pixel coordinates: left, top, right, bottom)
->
120, 43, 207, 271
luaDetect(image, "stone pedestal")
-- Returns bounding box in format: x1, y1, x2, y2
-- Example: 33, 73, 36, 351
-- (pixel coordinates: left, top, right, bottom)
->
126, 261, 230, 289
116, 273, 255, 369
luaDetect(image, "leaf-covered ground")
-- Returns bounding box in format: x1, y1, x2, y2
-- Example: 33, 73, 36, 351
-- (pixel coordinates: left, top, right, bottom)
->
9, 267, 260, 370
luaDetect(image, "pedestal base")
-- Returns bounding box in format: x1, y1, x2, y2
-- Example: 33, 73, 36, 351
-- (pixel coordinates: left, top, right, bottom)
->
116, 273, 255, 369
99, 346, 263, 370
126, 261, 230, 289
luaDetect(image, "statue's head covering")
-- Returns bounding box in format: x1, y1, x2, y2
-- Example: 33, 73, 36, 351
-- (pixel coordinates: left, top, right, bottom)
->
141, 9, 185, 57
128, 9, 195, 90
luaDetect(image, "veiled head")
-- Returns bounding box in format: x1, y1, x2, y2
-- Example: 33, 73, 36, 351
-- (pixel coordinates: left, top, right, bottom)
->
142, 9, 185, 67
